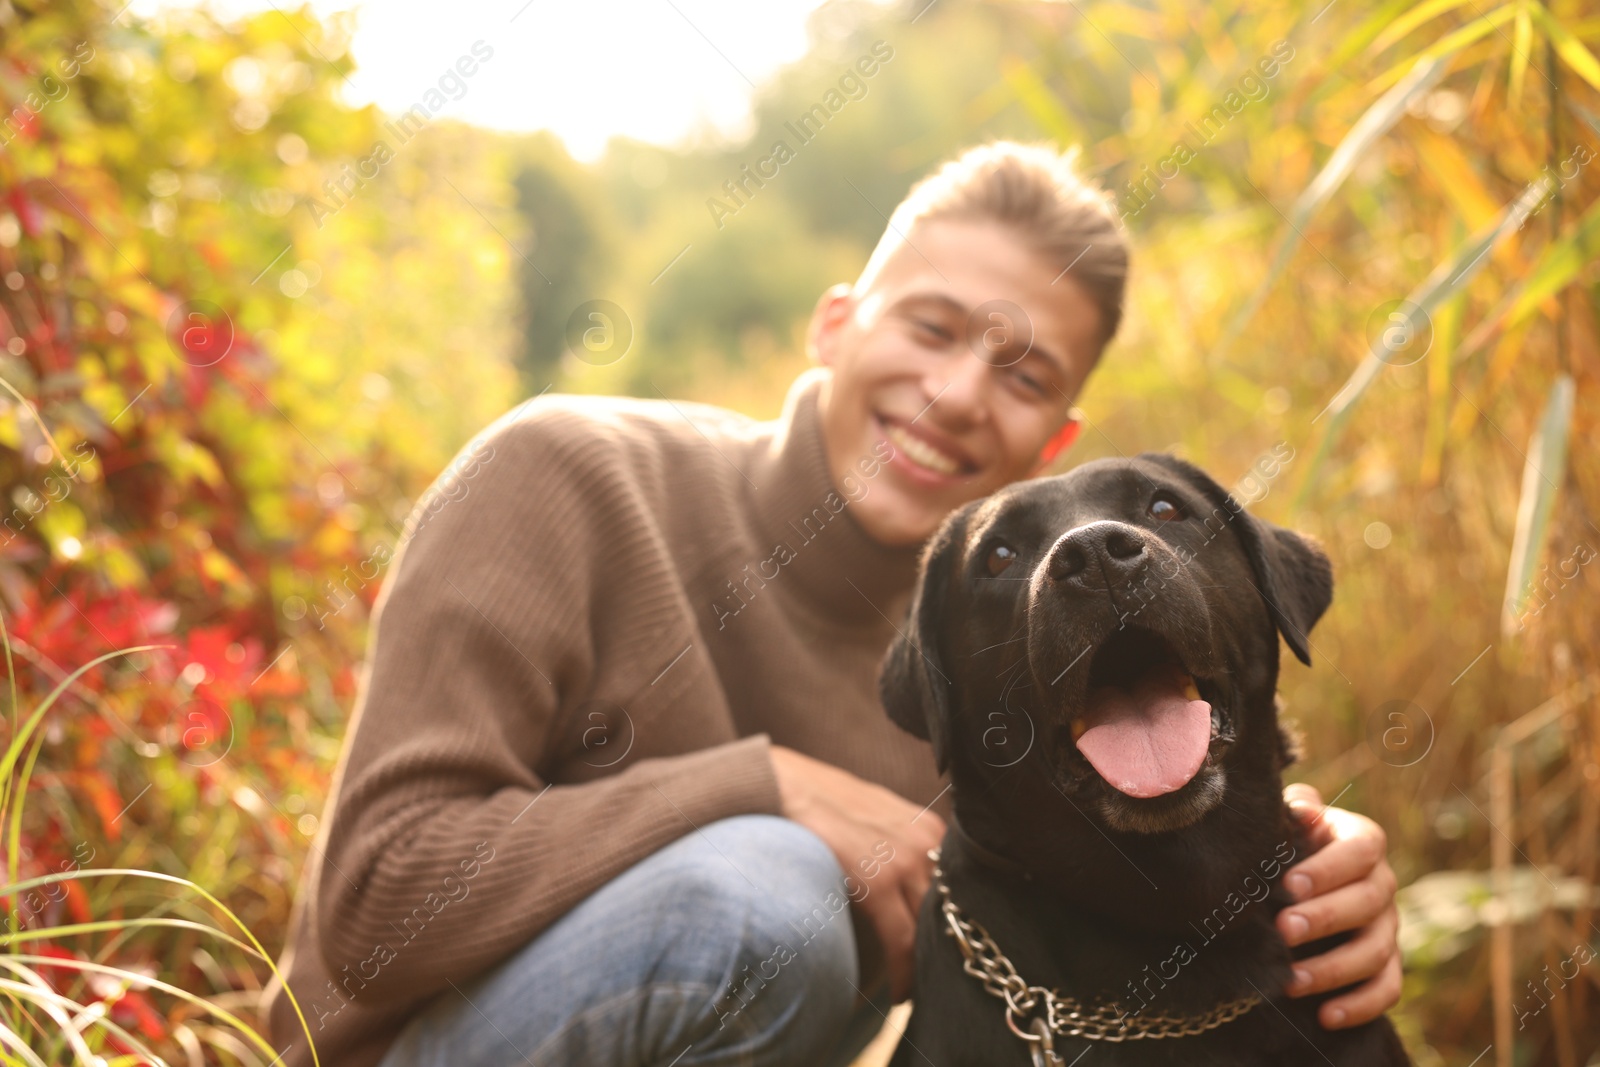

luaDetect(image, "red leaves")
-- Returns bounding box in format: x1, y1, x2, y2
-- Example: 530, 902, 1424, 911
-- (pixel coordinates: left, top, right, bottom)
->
9, 586, 178, 677
181, 624, 260, 702
7, 187, 43, 235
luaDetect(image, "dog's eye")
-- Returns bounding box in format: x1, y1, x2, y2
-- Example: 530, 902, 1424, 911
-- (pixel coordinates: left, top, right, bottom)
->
986, 544, 1018, 576
1148, 496, 1184, 521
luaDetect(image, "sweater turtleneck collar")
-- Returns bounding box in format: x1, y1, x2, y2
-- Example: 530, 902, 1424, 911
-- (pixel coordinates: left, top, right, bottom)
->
746, 368, 927, 629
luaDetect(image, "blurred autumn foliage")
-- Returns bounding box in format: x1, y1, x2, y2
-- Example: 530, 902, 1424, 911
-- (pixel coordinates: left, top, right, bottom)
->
0, 0, 1597, 1062
0, 0, 516, 1058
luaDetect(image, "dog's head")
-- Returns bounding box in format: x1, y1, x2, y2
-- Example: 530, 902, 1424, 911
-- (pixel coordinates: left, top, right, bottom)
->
880, 453, 1330, 839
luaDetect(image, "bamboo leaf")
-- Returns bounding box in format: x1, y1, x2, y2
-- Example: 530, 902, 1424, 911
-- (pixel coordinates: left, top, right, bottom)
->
1502, 375, 1575, 635
1527, 4, 1600, 92
1502, 194, 1600, 329
1509, 1, 1533, 105
1568, 99, 1600, 140
1212, 55, 1451, 361
1370, 0, 1492, 54
1370, 5, 1515, 91
1410, 125, 1502, 228
1295, 183, 1547, 507
1421, 262, 1468, 485
1326, 0, 1423, 73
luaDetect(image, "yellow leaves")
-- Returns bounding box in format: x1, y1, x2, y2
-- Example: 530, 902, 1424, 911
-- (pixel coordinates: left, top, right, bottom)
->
1505, 196, 1600, 328
1408, 123, 1500, 230
1370, 5, 1514, 92
34, 498, 85, 561
1369, 0, 1485, 55
1508, 2, 1533, 106
151, 426, 224, 489
97, 538, 148, 589
1000, 57, 1080, 147
1526, 4, 1600, 93
198, 547, 250, 595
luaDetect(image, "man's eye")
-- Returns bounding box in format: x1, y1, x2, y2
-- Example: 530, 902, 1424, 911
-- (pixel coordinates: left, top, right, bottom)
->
914, 318, 952, 342
1011, 368, 1046, 396
986, 544, 1018, 576
1148, 496, 1184, 521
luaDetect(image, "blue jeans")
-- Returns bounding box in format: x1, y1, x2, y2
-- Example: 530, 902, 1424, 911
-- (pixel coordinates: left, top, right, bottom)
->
379, 815, 893, 1067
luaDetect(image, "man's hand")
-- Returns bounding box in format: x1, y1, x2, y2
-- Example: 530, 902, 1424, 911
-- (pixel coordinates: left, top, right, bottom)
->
769, 745, 946, 1001
1278, 782, 1402, 1029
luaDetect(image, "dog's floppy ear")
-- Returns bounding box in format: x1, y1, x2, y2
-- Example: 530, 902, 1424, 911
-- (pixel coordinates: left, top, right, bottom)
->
878, 505, 972, 775
1138, 453, 1333, 667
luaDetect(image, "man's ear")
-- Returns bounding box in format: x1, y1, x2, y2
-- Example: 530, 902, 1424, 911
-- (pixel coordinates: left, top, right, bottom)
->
806, 283, 854, 367
1137, 453, 1333, 666
1031, 411, 1083, 474
878, 504, 971, 775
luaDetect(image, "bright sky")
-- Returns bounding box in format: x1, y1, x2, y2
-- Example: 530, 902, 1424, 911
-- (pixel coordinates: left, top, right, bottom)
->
128, 0, 876, 161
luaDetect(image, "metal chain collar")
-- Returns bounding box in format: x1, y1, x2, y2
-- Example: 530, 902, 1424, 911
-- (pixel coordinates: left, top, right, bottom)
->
928, 848, 1261, 1065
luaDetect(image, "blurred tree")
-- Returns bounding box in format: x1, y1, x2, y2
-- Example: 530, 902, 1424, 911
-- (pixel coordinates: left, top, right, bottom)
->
510, 132, 612, 389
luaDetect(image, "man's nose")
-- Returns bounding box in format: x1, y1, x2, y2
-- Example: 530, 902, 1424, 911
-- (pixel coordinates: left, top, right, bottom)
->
922, 348, 990, 422
1047, 521, 1148, 587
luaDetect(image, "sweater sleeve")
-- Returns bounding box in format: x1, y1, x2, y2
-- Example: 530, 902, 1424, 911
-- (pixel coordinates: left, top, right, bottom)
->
311, 405, 783, 1005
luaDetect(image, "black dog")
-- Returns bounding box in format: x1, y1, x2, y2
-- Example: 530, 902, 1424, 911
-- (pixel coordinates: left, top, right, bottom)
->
880, 454, 1408, 1066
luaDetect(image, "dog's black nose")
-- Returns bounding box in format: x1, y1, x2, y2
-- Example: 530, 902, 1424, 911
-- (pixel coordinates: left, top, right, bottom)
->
1048, 522, 1147, 585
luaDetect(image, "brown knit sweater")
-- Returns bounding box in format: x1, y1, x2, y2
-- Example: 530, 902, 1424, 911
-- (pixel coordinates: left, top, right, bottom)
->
263, 368, 948, 1067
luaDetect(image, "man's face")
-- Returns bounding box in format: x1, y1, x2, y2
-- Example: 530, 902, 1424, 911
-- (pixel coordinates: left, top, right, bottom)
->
812, 219, 1107, 547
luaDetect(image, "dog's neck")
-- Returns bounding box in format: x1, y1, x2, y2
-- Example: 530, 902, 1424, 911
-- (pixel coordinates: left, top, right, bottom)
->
946, 757, 1298, 935
945, 814, 1033, 880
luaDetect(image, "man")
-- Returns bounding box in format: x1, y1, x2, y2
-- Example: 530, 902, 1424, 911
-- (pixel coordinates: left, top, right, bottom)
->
265, 141, 1401, 1067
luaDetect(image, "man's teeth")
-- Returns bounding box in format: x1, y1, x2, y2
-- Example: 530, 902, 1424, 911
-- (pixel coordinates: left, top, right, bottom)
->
883, 421, 962, 475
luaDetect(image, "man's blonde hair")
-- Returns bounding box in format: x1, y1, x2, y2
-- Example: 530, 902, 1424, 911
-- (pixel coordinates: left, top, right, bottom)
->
862, 140, 1130, 348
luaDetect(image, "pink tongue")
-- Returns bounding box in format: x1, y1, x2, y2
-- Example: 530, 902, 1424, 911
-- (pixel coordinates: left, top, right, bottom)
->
1075, 675, 1212, 799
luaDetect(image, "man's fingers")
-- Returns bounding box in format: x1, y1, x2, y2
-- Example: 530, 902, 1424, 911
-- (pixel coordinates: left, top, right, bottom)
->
908, 810, 947, 857
1285, 906, 1399, 996
1281, 814, 1389, 903
867, 891, 919, 1002
1284, 782, 1323, 813
1280, 863, 1397, 946
899, 851, 933, 915
1316, 952, 1403, 1029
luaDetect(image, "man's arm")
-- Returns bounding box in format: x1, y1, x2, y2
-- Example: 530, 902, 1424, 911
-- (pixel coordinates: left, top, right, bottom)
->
1277, 782, 1403, 1028
310, 411, 783, 1006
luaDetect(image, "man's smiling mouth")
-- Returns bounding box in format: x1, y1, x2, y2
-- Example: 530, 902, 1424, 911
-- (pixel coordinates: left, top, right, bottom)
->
875, 413, 979, 478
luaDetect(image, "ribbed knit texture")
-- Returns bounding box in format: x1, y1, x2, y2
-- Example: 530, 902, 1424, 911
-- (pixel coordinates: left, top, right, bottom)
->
263, 369, 947, 1067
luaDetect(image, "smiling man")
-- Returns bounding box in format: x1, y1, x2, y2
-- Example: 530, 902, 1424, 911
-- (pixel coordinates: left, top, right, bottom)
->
266, 141, 1401, 1067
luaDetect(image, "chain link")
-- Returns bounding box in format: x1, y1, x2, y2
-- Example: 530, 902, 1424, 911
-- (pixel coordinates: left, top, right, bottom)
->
929, 848, 1261, 1048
